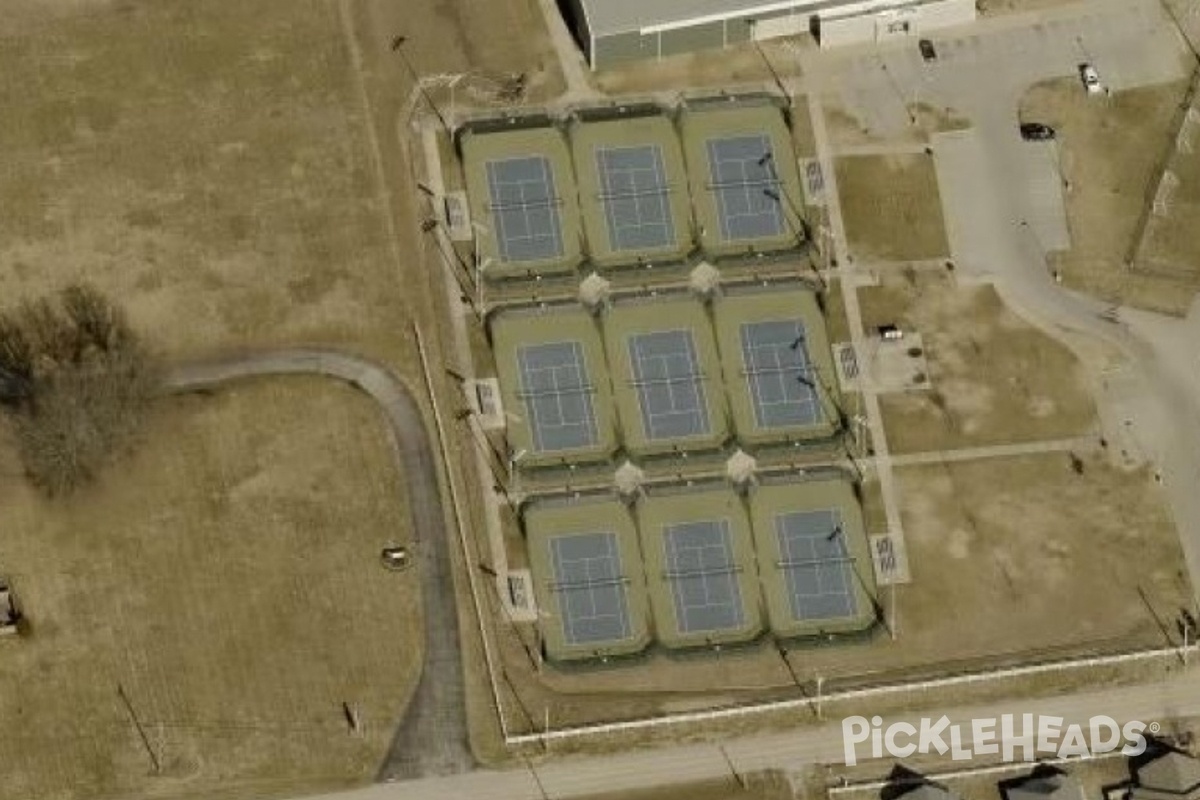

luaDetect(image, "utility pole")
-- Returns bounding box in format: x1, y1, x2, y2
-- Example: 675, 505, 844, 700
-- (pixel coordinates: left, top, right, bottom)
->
116, 683, 160, 773
391, 35, 452, 134
747, 21, 792, 103
718, 744, 745, 789
815, 674, 825, 720
761, 152, 828, 291
476, 256, 492, 316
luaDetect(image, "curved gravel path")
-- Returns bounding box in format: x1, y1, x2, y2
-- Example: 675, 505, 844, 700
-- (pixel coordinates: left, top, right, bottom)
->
167, 348, 473, 780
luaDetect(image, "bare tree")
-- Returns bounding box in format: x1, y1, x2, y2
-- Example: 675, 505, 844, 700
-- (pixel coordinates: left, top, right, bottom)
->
0, 285, 159, 494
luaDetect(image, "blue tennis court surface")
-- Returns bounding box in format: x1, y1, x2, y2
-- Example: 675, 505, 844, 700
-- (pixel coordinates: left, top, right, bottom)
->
705, 135, 786, 242
549, 532, 633, 645
740, 320, 822, 428
628, 330, 710, 440
595, 145, 675, 252
486, 156, 565, 263
517, 341, 598, 453
774, 509, 857, 621
663, 520, 745, 634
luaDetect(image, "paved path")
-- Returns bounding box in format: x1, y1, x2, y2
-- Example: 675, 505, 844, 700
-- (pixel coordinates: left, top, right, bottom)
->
166, 350, 473, 780
806, 79, 912, 585
285, 666, 1200, 800
531, 0, 601, 102
887, 436, 1095, 468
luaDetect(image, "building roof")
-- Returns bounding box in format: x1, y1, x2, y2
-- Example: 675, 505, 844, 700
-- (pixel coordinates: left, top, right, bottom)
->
581, 0, 830, 36
1137, 752, 1200, 799
899, 784, 962, 800
1007, 773, 1088, 800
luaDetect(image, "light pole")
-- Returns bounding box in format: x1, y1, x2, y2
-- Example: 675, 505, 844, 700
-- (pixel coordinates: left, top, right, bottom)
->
391, 35, 452, 134
476, 256, 493, 315
746, 20, 791, 103
877, 53, 917, 125
509, 448, 528, 499
423, 218, 476, 305
760, 152, 828, 290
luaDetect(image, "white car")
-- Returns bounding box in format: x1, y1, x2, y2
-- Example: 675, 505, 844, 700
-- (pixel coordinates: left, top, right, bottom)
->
1079, 63, 1103, 94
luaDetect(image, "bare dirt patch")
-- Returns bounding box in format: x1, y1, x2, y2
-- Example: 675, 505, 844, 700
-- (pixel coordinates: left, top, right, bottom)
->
835, 154, 951, 262
0, 379, 420, 800
1020, 77, 1200, 314
857, 270, 1096, 453
897, 452, 1191, 661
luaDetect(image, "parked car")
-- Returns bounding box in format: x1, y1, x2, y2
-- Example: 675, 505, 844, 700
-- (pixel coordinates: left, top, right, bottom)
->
1019, 122, 1056, 141
1079, 63, 1103, 94
918, 38, 937, 62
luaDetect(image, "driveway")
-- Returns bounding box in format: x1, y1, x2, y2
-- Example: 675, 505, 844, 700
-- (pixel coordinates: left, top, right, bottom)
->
802, 0, 1200, 599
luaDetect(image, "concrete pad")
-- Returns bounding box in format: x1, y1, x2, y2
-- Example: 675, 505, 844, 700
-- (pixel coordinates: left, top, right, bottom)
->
1016, 139, 1071, 252
930, 129, 1018, 278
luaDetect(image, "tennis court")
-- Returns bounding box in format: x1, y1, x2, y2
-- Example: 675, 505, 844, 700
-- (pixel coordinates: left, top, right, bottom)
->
549, 532, 633, 645
774, 509, 858, 621
705, 134, 785, 242
517, 341, 598, 453
740, 320, 821, 429
663, 520, 746, 634
524, 497, 651, 660
491, 307, 617, 465
486, 156, 565, 263
595, 145, 675, 252
628, 330, 710, 441
714, 286, 840, 443
461, 125, 582, 277
680, 101, 805, 258
570, 114, 692, 268
749, 478, 876, 637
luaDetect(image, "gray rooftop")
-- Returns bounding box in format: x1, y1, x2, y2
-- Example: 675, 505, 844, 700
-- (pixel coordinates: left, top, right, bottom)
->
1136, 752, 1200, 799
581, 0, 828, 36
1007, 774, 1087, 800
898, 784, 963, 800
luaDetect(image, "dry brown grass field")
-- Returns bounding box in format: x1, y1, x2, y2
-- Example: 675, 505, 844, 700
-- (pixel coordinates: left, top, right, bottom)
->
1021, 77, 1200, 315
0, 0, 419, 365
0, 0, 570, 792
896, 451, 1190, 660
835, 154, 951, 262
857, 270, 1097, 453
0, 379, 420, 799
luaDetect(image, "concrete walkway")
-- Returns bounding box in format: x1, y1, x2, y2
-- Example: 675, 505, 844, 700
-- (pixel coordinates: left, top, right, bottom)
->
805, 89, 912, 584
287, 666, 1200, 800
167, 349, 473, 780
886, 436, 1096, 468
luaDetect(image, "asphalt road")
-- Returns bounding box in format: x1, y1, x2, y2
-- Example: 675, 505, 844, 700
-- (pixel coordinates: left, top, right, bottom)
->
277, 667, 1200, 800
167, 350, 474, 780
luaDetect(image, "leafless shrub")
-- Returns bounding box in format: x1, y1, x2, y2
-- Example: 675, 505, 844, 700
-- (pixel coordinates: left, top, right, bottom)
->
0, 285, 159, 494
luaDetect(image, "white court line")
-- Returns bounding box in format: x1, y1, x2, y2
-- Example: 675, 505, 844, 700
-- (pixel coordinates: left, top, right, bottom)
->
741, 322, 818, 428
777, 510, 854, 617
665, 521, 743, 633
485, 156, 563, 260
596, 145, 673, 251
552, 535, 627, 645
518, 342, 598, 452
707, 134, 785, 240
630, 331, 708, 440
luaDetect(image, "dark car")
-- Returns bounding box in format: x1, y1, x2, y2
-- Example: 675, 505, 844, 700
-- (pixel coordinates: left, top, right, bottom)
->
918, 38, 937, 61
1019, 122, 1056, 141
